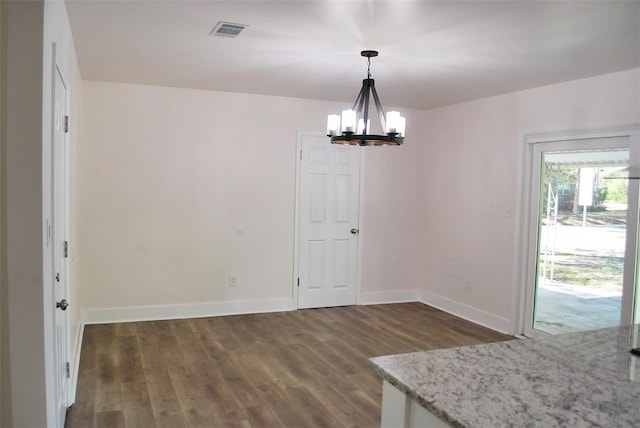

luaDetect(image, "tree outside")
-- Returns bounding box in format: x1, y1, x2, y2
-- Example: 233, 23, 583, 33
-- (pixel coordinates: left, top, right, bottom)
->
539, 165, 627, 291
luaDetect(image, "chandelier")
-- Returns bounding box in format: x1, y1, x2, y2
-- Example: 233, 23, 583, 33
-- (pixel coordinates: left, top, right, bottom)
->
326, 50, 405, 146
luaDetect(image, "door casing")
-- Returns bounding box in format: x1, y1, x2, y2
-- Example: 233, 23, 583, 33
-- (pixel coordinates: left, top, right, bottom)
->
293, 131, 365, 308
46, 43, 72, 425
514, 124, 640, 337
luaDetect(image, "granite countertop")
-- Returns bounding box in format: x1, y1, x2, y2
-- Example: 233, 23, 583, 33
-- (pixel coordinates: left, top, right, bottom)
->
369, 325, 640, 427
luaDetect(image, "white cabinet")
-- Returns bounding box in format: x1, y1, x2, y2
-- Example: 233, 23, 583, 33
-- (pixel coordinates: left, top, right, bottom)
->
380, 380, 450, 428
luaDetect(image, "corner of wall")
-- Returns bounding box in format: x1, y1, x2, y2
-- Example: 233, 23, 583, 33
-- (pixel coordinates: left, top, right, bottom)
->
0, 1, 11, 425
419, 290, 512, 335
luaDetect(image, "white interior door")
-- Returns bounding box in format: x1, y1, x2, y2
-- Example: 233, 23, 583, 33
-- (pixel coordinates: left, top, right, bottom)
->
298, 134, 361, 309
53, 63, 70, 425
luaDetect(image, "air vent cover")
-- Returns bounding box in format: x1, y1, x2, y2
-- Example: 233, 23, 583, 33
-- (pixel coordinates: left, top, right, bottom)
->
210, 21, 247, 38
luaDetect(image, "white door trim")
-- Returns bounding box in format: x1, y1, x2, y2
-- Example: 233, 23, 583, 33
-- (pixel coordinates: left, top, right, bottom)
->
58, 59, 72, 407
293, 131, 365, 309
44, 42, 73, 426
513, 121, 640, 336
355, 145, 365, 305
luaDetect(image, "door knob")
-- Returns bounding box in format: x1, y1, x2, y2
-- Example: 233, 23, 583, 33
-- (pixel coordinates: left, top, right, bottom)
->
56, 299, 69, 311
351, 228, 359, 234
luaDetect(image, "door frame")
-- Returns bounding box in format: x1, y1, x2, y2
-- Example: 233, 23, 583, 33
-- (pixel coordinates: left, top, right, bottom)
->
293, 131, 366, 308
44, 42, 72, 424
513, 122, 640, 337
55, 59, 72, 406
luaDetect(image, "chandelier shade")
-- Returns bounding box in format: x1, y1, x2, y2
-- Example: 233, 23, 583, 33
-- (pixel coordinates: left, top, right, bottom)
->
327, 50, 405, 146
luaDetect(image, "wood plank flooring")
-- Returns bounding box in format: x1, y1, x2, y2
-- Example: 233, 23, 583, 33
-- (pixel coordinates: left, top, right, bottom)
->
66, 303, 512, 427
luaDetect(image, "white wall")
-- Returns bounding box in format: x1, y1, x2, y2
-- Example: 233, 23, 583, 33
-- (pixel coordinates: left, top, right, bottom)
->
77, 69, 639, 334
361, 142, 427, 300
2, 1, 46, 426
420, 68, 640, 333
0, 2, 7, 424
1, 0, 81, 426
77, 82, 426, 320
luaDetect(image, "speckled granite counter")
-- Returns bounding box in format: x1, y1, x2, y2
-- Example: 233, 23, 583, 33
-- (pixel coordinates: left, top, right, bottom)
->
370, 325, 640, 427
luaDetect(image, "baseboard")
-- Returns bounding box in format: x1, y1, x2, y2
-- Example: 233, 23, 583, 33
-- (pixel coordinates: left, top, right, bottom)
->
80, 298, 296, 325
359, 289, 419, 305
79, 293, 511, 331
419, 290, 512, 334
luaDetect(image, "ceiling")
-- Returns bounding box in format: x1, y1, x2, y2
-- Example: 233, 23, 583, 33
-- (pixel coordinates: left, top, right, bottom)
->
65, 0, 640, 111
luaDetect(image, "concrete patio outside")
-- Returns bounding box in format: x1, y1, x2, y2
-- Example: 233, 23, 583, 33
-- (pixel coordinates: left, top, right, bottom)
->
534, 221, 626, 335
534, 281, 622, 335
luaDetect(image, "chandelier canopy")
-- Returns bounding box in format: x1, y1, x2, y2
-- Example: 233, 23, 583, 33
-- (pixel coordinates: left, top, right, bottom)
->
327, 50, 405, 146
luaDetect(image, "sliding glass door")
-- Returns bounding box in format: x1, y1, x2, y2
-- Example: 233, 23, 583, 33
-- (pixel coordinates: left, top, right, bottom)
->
524, 135, 639, 336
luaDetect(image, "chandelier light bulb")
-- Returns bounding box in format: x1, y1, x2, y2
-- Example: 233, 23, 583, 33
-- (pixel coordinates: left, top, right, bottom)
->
357, 119, 370, 134
327, 114, 340, 136
385, 111, 406, 136
397, 116, 406, 137
386, 111, 400, 133
341, 109, 356, 133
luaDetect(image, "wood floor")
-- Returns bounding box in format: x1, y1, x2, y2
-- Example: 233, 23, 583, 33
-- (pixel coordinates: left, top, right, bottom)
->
66, 303, 512, 428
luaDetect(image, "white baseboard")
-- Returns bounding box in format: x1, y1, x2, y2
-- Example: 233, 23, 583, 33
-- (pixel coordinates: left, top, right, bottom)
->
359, 289, 512, 335
360, 289, 419, 305
80, 298, 296, 325
419, 290, 512, 334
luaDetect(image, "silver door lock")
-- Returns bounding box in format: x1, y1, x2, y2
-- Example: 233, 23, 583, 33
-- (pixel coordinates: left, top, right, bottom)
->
56, 299, 69, 311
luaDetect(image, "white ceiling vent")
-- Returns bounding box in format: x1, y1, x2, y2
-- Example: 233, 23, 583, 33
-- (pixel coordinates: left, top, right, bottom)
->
210, 21, 248, 38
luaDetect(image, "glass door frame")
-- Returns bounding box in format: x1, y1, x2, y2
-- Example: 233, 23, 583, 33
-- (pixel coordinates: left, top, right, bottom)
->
521, 132, 640, 338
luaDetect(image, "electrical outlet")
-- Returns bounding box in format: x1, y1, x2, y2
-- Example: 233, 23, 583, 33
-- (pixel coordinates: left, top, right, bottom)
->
229, 275, 238, 287
465, 280, 472, 292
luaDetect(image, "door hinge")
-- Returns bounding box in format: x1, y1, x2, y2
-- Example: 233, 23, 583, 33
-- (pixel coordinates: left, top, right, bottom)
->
64, 115, 69, 133
64, 241, 69, 258
297, 278, 300, 287
300, 150, 303, 160
65, 362, 70, 378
